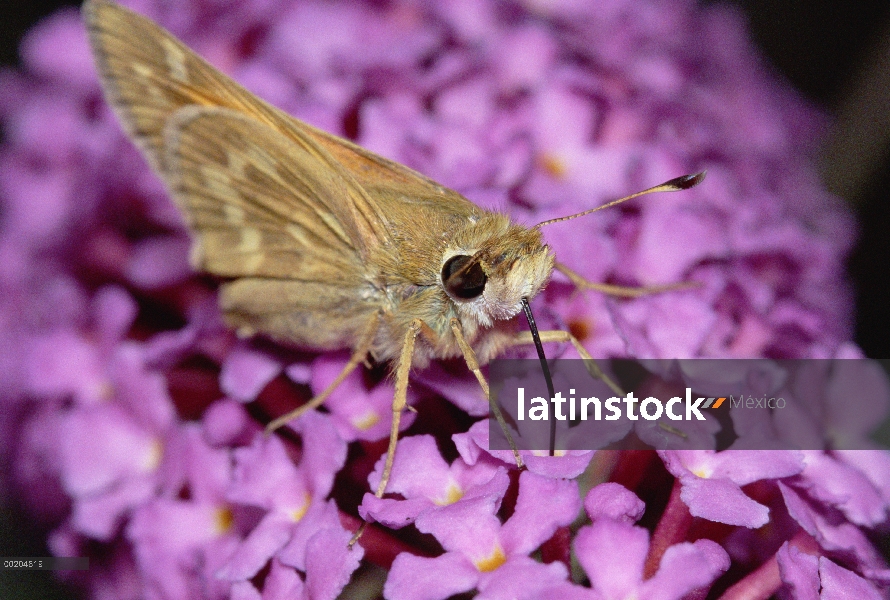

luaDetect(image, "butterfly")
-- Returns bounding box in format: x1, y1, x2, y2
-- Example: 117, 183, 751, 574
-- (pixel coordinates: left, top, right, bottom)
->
83, 0, 703, 541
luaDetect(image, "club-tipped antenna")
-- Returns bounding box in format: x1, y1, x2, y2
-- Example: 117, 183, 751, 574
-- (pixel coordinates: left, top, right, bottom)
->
520, 297, 558, 456
534, 171, 706, 229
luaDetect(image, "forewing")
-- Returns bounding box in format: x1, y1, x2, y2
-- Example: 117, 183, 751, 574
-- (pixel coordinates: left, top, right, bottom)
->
294, 126, 484, 220
83, 0, 392, 255
165, 106, 367, 283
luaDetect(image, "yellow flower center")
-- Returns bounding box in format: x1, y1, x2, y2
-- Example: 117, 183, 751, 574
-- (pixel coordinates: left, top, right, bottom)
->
353, 411, 380, 431
692, 466, 713, 478
214, 507, 234, 534
142, 438, 164, 472
475, 545, 507, 573
538, 153, 567, 178
290, 492, 312, 522
434, 483, 464, 506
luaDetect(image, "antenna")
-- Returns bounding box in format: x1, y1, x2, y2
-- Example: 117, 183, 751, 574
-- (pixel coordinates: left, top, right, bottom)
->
534, 171, 706, 229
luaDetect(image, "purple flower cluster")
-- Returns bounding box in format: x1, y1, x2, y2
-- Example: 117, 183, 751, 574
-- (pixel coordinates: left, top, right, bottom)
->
2, 0, 888, 598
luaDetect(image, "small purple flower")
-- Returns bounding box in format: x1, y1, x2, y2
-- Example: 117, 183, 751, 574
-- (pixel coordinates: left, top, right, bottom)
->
561, 517, 730, 600
412, 360, 491, 416
359, 434, 509, 528
659, 449, 804, 527
543, 483, 729, 599
385, 471, 580, 600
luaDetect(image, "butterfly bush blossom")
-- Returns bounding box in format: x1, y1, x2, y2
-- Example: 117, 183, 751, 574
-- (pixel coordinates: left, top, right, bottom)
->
1, 0, 888, 598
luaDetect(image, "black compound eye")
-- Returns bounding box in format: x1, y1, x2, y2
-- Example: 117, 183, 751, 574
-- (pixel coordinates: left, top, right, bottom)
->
442, 255, 487, 300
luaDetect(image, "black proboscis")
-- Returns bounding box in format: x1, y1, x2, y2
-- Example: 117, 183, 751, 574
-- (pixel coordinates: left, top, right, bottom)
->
521, 297, 557, 456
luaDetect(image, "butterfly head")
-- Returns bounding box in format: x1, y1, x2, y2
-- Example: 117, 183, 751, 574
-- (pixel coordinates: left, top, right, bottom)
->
440, 225, 553, 327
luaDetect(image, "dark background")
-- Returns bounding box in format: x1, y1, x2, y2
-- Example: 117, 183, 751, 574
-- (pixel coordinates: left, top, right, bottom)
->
2, 1, 890, 597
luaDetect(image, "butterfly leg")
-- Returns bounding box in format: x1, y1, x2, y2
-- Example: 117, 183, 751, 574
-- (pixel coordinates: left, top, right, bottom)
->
349, 318, 422, 547
375, 318, 422, 497
556, 262, 699, 298
265, 314, 380, 434
509, 329, 625, 396
450, 318, 524, 470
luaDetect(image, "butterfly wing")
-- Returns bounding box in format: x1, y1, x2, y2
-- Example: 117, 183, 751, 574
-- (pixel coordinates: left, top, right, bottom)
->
84, 0, 392, 258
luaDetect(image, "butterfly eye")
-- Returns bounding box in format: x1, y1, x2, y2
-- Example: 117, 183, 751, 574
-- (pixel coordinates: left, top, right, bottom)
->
442, 255, 487, 300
